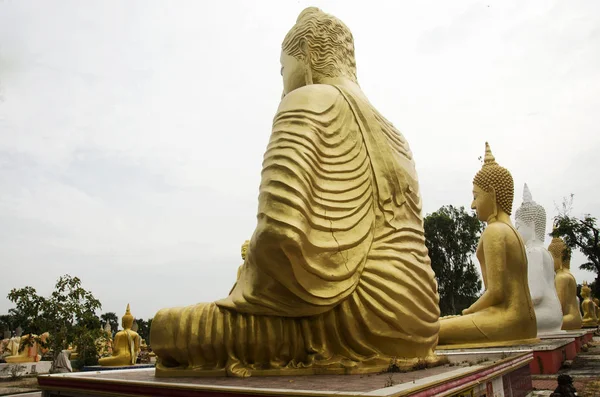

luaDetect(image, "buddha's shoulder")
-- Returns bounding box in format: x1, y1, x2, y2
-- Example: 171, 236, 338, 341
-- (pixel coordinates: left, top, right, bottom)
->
278, 84, 344, 114
482, 222, 518, 239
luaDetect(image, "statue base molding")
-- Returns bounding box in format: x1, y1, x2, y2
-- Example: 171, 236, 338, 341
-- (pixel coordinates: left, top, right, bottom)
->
37, 351, 533, 397
436, 337, 540, 350
155, 355, 445, 378
437, 338, 577, 375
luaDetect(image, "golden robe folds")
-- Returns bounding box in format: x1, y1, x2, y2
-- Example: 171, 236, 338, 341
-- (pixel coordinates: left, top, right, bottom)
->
151, 84, 440, 377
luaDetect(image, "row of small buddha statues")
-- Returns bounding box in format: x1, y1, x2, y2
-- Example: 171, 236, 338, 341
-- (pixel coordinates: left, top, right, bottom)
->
145, 7, 599, 377
0, 331, 50, 363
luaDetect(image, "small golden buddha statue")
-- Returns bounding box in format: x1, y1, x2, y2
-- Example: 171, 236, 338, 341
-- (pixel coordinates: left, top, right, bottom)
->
151, 7, 441, 377
580, 282, 598, 328
228, 240, 250, 294
549, 234, 583, 330
98, 304, 141, 366
5, 332, 49, 363
438, 143, 537, 347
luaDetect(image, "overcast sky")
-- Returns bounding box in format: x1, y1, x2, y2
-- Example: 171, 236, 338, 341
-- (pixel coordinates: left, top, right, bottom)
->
1, 0, 599, 320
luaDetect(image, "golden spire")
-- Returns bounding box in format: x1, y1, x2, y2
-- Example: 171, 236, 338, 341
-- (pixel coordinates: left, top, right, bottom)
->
125, 303, 131, 316
483, 142, 497, 166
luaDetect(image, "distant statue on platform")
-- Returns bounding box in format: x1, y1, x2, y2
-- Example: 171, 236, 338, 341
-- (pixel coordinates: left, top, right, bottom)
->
229, 240, 250, 295
549, 234, 583, 330
580, 282, 599, 328
5, 332, 49, 363
151, 7, 441, 377
53, 350, 73, 373
99, 304, 140, 366
439, 143, 537, 347
515, 183, 563, 335
96, 323, 113, 357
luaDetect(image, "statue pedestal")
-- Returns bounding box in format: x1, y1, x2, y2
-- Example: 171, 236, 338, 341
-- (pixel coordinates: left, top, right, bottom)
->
82, 364, 155, 372
437, 338, 576, 375
37, 352, 533, 397
538, 329, 591, 355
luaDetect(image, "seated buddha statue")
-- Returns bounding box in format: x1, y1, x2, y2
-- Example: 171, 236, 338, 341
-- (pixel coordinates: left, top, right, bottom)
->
96, 323, 113, 357
150, 7, 441, 377
580, 282, 598, 328
228, 240, 250, 295
438, 143, 537, 347
98, 304, 140, 366
548, 234, 582, 330
5, 332, 49, 363
515, 183, 563, 335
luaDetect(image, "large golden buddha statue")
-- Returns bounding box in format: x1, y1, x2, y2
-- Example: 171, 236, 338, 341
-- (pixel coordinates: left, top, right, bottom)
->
438, 143, 537, 347
150, 7, 441, 377
580, 282, 599, 328
548, 234, 582, 330
98, 304, 140, 366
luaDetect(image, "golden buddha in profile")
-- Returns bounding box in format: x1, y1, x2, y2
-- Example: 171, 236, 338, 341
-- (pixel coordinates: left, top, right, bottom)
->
98, 304, 140, 366
438, 143, 537, 347
150, 7, 441, 377
580, 282, 599, 328
548, 234, 583, 330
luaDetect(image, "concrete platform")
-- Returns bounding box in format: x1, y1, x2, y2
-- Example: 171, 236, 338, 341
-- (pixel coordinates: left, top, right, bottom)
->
0, 361, 52, 377
539, 329, 593, 354
37, 351, 533, 397
436, 338, 575, 375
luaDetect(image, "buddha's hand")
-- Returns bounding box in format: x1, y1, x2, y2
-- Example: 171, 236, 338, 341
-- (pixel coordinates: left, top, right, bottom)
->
462, 308, 472, 315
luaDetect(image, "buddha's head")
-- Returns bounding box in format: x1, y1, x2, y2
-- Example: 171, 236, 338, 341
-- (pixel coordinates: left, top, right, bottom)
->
471, 142, 514, 223
515, 183, 547, 244
548, 229, 571, 272
581, 282, 591, 299
122, 303, 134, 330
280, 7, 357, 96
241, 240, 250, 261
39, 332, 49, 343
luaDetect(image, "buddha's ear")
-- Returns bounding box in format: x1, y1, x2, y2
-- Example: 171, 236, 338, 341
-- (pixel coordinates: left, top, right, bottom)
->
299, 39, 314, 85
488, 186, 498, 219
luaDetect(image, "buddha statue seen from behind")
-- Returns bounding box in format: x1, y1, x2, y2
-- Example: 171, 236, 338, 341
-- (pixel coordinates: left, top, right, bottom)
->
439, 143, 537, 347
151, 7, 441, 377
515, 184, 563, 334
548, 234, 582, 330
98, 304, 140, 366
580, 282, 598, 328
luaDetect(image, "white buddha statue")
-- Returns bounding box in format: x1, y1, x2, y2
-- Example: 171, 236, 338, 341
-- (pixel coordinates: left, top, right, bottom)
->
515, 183, 563, 334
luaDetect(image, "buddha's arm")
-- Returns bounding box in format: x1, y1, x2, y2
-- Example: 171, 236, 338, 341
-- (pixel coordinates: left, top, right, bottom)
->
463, 228, 506, 314
528, 250, 544, 305
554, 276, 569, 315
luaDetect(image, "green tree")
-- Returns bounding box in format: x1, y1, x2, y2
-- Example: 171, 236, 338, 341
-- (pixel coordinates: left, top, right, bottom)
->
552, 194, 600, 297
424, 205, 484, 316
0, 314, 16, 337
135, 318, 152, 343
7, 275, 103, 369
100, 312, 119, 335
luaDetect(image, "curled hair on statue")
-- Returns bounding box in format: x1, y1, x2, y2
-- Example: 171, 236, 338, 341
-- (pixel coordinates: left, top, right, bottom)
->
282, 7, 357, 83
473, 142, 514, 215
